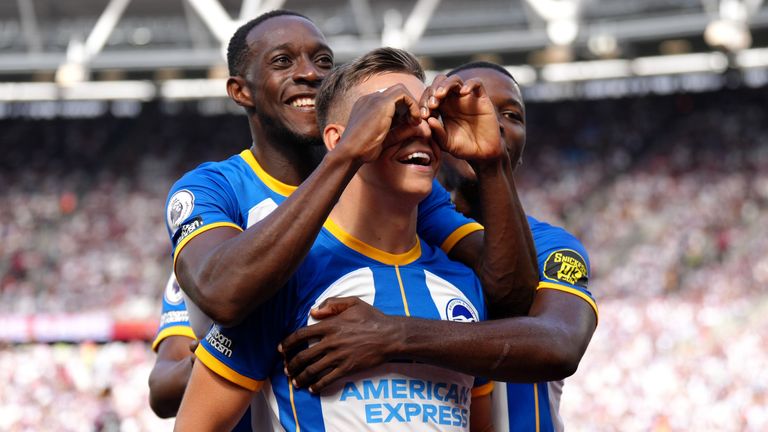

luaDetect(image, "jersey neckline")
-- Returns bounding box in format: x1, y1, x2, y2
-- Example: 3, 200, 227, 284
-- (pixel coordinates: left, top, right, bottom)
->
323, 218, 421, 266
239, 149, 298, 197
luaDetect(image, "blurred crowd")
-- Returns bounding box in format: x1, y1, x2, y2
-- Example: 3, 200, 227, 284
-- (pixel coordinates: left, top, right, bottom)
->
519, 89, 768, 431
0, 342, 171, 431
1, 87, 766, 430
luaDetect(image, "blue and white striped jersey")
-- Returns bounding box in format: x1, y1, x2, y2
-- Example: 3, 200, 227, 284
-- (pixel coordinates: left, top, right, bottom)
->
197, 219, 490, 431
164, 148, 488, 431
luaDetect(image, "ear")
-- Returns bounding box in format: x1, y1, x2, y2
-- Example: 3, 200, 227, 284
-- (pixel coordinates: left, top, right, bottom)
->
323, 123, 345, 152
226, 76, 254, 108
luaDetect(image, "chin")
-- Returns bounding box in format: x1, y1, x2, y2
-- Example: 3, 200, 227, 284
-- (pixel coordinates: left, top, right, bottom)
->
401, 184, 433, 202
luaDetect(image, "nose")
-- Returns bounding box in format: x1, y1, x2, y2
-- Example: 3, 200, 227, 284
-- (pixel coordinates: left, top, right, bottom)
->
412, 118, 432, 138
400, 118, 432, 142
293, 56, 323, 83
386, 117, 432, 147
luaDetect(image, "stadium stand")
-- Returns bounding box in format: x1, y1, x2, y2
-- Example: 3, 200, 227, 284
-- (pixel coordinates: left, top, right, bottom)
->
1, 87, 766, 430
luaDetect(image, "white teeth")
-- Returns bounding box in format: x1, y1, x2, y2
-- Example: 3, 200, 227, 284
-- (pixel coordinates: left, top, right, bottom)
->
290, 97, 315, 108
402, 152, 431, 165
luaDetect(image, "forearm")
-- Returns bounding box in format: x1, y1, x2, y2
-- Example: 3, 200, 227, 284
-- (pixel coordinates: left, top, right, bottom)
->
397, 318, 570, 382
180, 151, 360, 325
148, 357, 194, 418
396, 293, 594, 382
470, 158, 538, 317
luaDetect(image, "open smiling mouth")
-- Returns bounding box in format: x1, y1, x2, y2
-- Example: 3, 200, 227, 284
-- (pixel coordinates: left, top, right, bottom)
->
288, 97, 315, 109
398, 152, 432, 166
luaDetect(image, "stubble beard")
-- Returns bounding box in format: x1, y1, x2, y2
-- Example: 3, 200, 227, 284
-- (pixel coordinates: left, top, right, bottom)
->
255, 107, 324, 149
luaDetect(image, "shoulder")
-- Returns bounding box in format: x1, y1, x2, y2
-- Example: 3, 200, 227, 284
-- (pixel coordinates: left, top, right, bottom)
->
171, 152, 249, 191
528, 215, 589, 262
527, 216, 591, 295
165, 153, 253, 246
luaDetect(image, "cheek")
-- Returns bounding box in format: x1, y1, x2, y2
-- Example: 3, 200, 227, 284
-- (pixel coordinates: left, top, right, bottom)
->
504, 127, 525, 157
503, 123, 524, 141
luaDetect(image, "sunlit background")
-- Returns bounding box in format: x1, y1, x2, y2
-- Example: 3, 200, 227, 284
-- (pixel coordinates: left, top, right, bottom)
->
1, 0, 767, 430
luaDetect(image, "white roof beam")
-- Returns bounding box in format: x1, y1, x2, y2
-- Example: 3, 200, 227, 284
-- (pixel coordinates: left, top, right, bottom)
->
383, 0, 441, 49
186, 0, 236, 45
239, 0, 263, 21
239, 0, 287, 22
183, 0, 214, 49
84, 0, 132, 61
349, 0, 378, 39
402, 0, 441, 46
16, 0, 42, 53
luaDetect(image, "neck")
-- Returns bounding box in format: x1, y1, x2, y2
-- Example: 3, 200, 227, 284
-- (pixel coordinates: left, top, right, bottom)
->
248, 117, 325, 186
329, 179, 420, 255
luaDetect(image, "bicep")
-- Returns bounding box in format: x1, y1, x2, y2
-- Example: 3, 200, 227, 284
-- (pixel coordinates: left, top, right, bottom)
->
174, 226, 241, 296
174, 361, 251, 432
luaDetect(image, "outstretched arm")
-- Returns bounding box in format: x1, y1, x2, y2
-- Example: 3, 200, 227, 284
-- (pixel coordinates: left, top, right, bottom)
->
148, 336, 197, 418
174, 85, 423, 326
423, 75, 538, 317
281, 291, 596, 393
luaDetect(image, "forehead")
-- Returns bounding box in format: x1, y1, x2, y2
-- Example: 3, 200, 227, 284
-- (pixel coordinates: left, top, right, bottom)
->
246, 15, 327, 55
455, 68, 522, 106
354, 72, 426, 100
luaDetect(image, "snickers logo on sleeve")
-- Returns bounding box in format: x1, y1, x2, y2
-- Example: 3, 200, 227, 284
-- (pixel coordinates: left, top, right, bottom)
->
543, 249, 589, 288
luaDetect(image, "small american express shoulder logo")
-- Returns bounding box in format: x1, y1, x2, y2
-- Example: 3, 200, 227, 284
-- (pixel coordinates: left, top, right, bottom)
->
445, 298, 478, 323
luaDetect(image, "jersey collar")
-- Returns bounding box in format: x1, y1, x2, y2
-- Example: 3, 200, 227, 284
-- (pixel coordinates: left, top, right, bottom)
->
239, 149, 298, 197
324, 219, 421, 266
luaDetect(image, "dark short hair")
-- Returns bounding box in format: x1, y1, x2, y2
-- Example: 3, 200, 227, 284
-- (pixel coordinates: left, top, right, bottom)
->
448, 61, 518, 85
227, 10, 313, 77
316, 47, 425, 129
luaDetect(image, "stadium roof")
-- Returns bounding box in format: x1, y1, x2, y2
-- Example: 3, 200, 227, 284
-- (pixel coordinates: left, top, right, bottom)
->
0, 0, 766, 102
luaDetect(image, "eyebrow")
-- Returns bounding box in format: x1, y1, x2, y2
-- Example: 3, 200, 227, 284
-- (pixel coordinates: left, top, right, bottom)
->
501, 98, 525, 110
265, 42, 333, 56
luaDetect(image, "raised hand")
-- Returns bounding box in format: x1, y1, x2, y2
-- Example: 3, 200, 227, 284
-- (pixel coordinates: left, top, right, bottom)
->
330, 84, 422, 164
278, 297, 404, 394
421, 74, 503, 162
